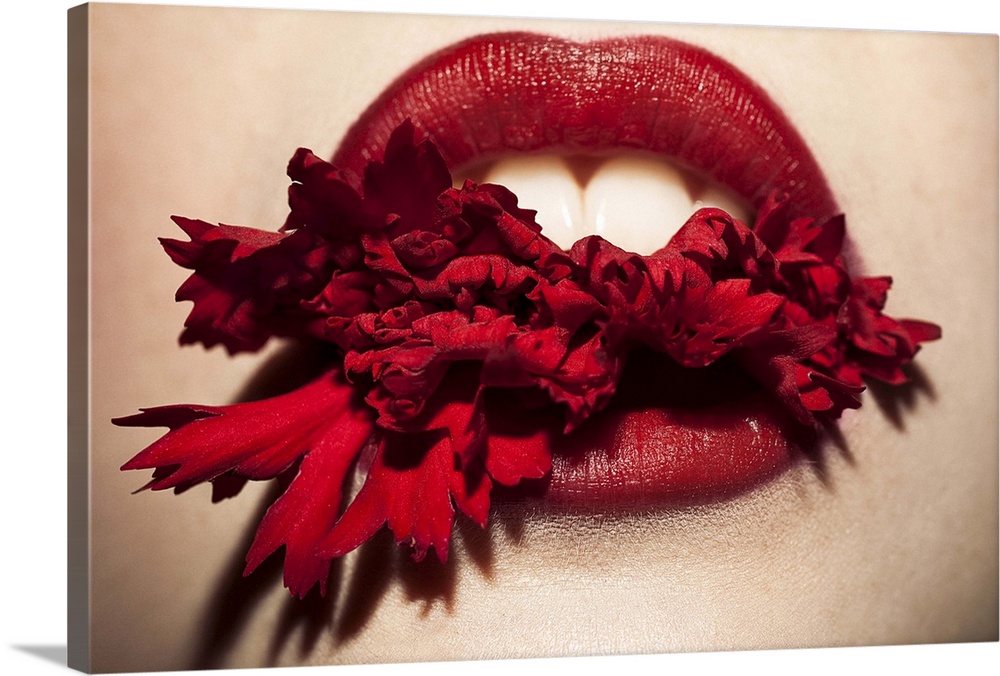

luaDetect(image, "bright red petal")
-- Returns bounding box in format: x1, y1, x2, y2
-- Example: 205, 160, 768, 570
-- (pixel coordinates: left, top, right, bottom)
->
116, 371, 370, 489
244, 401, 373, 598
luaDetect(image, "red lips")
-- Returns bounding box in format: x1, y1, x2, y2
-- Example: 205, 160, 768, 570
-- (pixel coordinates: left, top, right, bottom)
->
332, 32, 838, 506
333, 32, 839, 222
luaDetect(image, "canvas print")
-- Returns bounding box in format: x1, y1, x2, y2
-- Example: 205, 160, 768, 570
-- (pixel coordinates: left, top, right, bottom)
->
72, 2, 998, 672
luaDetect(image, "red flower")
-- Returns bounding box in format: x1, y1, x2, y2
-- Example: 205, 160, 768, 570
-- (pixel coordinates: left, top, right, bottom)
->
115, 371, 373, 597
117, 121, 940, 597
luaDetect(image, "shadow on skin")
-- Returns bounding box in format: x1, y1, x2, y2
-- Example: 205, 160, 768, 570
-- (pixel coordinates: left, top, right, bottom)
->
455, 515, 496, 581
188, 339, 345, 669
329, 518, 496, 644
234, 339, 340, 402
798, 420, 853, 490
330, 529, 399, 645
794, 363, 938, 493
328, 513, 496, 646
185, 340, 939, 667
396, 542, 457, 619
866, 362, 937, 431
188, 477, 289, 671
267, 573, 340, 665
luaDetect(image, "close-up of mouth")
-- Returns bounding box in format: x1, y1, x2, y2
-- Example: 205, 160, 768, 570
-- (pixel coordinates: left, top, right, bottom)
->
317, 33, 844, 508
114, 26, 939, 593
332, 33, 839, 222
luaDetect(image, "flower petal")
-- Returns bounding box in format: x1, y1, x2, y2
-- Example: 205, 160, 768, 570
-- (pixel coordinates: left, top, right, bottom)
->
125, 122, 943, 580
318, 429, 489, 563
116, 371, 371, 489
244, 400, 373, 598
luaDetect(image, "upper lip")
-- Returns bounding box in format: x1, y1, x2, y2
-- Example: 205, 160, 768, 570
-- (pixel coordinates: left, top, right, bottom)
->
333, 31, 838, 222
329, 32, 839, 507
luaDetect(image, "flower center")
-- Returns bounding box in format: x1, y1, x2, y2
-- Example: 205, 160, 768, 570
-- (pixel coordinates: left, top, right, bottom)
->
461, 153, 753, 254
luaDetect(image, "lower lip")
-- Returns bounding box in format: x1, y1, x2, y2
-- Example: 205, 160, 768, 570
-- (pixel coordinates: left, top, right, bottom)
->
334, 32, 835, 506
491, 352, 815, 508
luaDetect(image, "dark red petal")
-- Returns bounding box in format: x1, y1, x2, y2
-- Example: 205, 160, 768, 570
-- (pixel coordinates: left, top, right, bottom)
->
160, 217, 334, 354
483, 393, 555, 486
162, 216, 286, 265
802, 369, 865, 417
737, 325, 839, 424
283, 148, 370, 235
391, 230, 461, 268
363, 120, 454, 232
900, 319, 943, 344
669, 277, 784, 367
752, 193, 844, 265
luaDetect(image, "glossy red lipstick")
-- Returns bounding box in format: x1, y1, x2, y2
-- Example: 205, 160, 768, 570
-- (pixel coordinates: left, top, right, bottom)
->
332, 32, 836, 506
333, 32, 838, 222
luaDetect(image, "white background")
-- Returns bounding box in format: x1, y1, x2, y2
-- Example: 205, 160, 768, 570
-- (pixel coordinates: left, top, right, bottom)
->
1, 1, 997, 675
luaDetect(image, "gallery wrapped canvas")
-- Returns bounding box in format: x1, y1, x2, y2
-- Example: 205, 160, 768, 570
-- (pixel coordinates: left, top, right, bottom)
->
68, 2, 996, 673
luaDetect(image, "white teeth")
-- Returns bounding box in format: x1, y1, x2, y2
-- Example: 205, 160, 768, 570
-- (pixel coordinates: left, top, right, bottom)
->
692, 183, 754, 226
583, 156, 698, 256
480, 154, 754, 254
481, 155, 584, 251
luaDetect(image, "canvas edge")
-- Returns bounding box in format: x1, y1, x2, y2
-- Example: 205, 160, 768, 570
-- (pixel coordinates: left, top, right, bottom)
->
68, 3, 91, 673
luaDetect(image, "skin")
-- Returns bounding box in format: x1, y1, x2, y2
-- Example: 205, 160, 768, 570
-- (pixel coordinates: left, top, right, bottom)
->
88, 5, 998, 671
